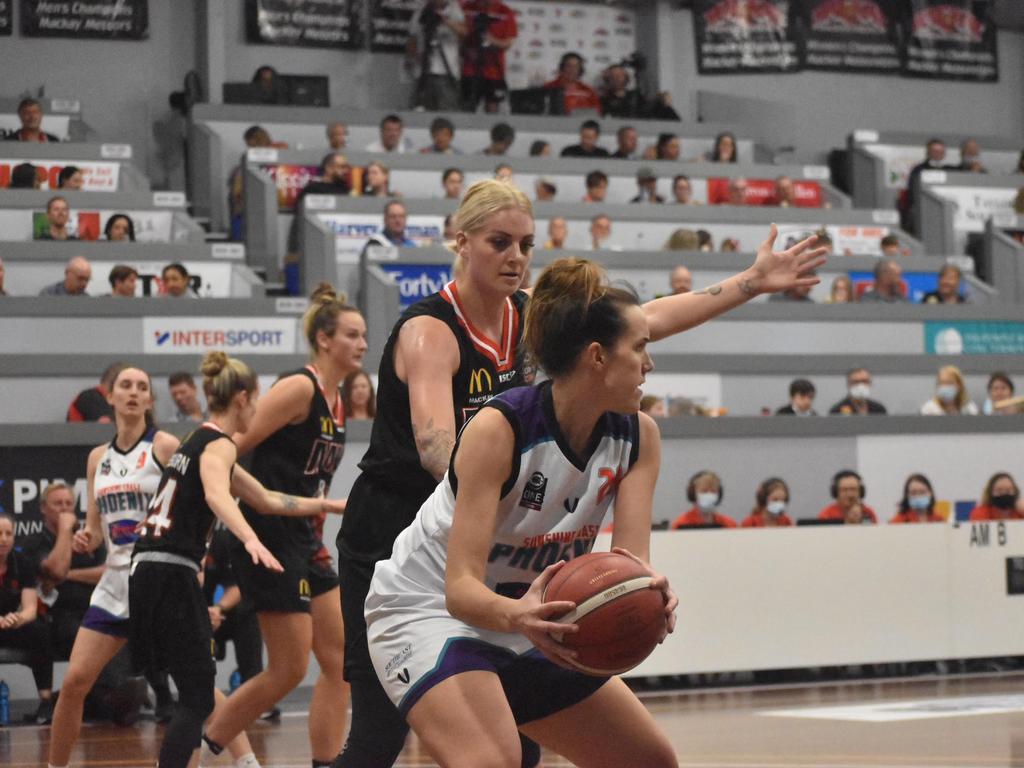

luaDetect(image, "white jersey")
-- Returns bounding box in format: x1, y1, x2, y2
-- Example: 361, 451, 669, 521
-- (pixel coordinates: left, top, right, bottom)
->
367, 383, 640, 658
94, 428, 163, 569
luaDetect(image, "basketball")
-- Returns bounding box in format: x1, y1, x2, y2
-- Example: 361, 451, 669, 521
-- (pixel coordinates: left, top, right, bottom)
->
542, 551, 667, 676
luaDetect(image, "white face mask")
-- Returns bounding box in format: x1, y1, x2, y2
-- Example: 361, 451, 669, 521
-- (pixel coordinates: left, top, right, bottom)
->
937, 384, 958, 403
766, 500, 787, 515
696, 492, 719, 512
849, 383, 871, 400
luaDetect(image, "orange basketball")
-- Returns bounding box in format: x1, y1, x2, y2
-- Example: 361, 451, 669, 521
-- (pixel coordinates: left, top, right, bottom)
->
542, 551, 667, 676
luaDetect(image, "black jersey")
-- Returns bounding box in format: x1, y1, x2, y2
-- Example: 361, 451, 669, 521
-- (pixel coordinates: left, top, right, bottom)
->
340, 282, 528, 562
134, 425, 230, 567
241, 366, 345, 562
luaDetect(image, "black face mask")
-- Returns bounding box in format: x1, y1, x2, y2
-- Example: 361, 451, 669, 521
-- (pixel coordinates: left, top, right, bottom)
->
992, 494, 1018, 510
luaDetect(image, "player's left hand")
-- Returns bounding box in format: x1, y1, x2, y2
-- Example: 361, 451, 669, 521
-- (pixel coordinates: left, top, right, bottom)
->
747, 224, 829, 296
611, 547, 677, 641
246, 538, 284, 572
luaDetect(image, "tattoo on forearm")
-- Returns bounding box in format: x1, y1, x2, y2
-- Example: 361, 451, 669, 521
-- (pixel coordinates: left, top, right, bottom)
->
738, 278, 757, 296
694, 283, 723, 296
280, 494, 299, 512
413, 418, 456, 481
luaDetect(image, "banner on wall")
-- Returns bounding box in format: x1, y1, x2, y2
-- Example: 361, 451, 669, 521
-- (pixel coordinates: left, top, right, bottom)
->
0, 445, 91, 534
706, 178, 822, 207
902, 0, 997, 81
799, 0, 900, 73
693, 0, 801, 75
0, 1, 11, 36
0, 159, 120, 192
142, 317, 298, 355
927, 186, 1018, 233
317, 212, 445, 262
20, 0, 149, 39
369, 0, 418, 52
378, 263, 453, 308
246, 0, 363, 49
260, 163, 321, 211
924, 321, 1024, 355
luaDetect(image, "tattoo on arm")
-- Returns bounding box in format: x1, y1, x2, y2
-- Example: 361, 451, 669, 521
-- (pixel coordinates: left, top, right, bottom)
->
693, 283, 723, 296
413, 417, 456, 482
280, 494, 299, 513
738, 278, 757, 296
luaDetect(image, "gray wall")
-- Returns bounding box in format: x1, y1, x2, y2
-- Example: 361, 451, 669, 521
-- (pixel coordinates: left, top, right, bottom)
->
1, 2, 196, 188
660, 7, 1024, 163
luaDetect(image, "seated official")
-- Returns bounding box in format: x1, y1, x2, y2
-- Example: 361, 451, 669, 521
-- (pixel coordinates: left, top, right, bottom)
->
969, 472, 1024, 521
890, 474, 945, 524
818, 470, 877, 524
741, 478, 794, 527
672, 471, 736, 528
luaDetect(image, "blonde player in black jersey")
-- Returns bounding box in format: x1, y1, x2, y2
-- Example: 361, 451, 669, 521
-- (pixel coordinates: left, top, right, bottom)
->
130, 352, 344, 768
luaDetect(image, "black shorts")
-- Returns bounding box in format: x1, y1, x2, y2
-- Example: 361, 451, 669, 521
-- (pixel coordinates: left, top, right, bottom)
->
128, 560, 215, 683
232, 546, 339, 614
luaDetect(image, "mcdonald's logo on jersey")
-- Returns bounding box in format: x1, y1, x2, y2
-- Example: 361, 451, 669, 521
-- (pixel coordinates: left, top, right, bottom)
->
469, 368, 493, 396
298, 578, 311, 600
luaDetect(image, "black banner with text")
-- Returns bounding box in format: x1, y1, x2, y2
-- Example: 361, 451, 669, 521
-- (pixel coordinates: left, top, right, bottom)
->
799, 0, 901, 73
20, 0, 149, 40
0, 444, 92, 538
369, 0, 418, 53
693, 0, 801, 75
246, 0, 363, 49
0, 1, 12, 36
901, 0, 997, 81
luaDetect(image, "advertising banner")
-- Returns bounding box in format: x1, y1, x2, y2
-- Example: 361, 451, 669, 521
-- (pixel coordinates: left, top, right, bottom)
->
0, 1, 11, 36
0, 159, 120, 191
317, 212, 445, 262
142, 317, 298, 355
924, 321, 1024, 355
246, 0, 362, 49
693, 0, 800, 75
848, 269, 940, 303
260, 163, 321, 211
902, 0, 998, 81
22, 209, 173, 242
20, 0, 149, 39
706, 177, 822, 207
378, 263, 453, 308
799, 0, 900, 73
369, 0, 418, 52
0, 445, 92, 535
927, 185, 1018, 233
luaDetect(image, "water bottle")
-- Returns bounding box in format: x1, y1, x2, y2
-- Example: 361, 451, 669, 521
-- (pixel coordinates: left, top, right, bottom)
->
0, 679, 10, 726
229, 669, 241, 693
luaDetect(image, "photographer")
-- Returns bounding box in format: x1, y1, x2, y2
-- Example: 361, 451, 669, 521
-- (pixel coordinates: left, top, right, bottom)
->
407, 0, 466, 111
460, 0, 517, 113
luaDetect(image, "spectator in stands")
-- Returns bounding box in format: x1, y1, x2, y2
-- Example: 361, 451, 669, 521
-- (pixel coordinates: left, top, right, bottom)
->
859, 258, 907, 303
830, 367, 887, 415
725, 178, 748, 206
819, 470, 877, 524
589, 213, 614, 251
38, 195, 75, 241
161, 262, 198, 298
814, 229, 834, 255
441, 167, 464, 200
600, 65, 643, 118
611, 125, 638, 160
879, 234, 905, 257
9, 162, 40, 189
442, 214, 456, 242
904, 138, 950, 232
561, 119, 609, 158
372, 200, 416, 248
168, 371, 206, 422
40, 255, 91, 297
776, 378, 817, 415
481, 122, 514, 155
956, 138, 986, 173
408, 0, 466, 111
58, 166, 84, 191
710, 132, 738, 163
922, 263, 966, 304
420, 116, 461, 154
67, 361, 125, 422
366, 114, 414, 154
697, 230, 713, 251
529, 140, 551, 157
655, 133, 680, 161
768, 269, 815, 303
103, 213, 135, 242
631, 167, 664, 204
920, 365, 978, 415
534, 177, 556, 202
493, 163, 513, 181
228, 125, 273, 241
108, 265, 138, 297
326, 121, 347, 150
362, 160, 397, 197
774, 175, 796, 207
460, 0, 517, 113
671, 174, 694, 205
664, 229, 699, 252
828, 274, 853, 303
742, 478, 794, 527
0, 513, 54, 723
251, 65, 288, 104
342, 370, 377, 420
639, 395, 666, 417
1017, 150, 1024, 174
583, 170, 609, 203
969, 472, 1024, 521
983, 371, 1018, 415
543, 52, 600, 115
720, 238, 741, 252
543, 217, 567, 250
672, 471, 736, 528
300, 153, 352, 200
5, 98, 59, 142
0, 256, 6, 296
648, 91, 681, 121
890, 474, 944, 524
668, 265, 693, 295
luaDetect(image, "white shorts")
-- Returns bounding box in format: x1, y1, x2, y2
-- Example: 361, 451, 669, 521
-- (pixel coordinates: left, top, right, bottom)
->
90, 565, 130, 620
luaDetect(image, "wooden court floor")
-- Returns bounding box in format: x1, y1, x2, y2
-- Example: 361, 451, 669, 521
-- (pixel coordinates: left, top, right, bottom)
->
5, 672, 1024, 767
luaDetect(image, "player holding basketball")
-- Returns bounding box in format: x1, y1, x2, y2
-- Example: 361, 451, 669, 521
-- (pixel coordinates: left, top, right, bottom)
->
366, 258, 677, 766
335, 179, 825, 767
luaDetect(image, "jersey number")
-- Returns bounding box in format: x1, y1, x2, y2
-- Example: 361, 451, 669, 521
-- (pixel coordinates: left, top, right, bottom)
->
143, 478, 178, 538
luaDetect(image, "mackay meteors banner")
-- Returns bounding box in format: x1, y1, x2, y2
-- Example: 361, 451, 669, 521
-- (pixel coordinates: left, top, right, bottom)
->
901, 0, 997, 81
21, 0, 149, 39
246, 0, 363, 49
693, 0, 801, 75
799, 0, 900, 73
0, 1, 11, 36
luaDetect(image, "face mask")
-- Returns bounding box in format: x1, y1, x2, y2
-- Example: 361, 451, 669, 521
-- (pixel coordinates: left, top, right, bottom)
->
849, 383, 871, 400
696, 492, 719, 512
937, 384, 958, 403
983, 398, 994, 415
908, 494, 931, 510
766, 500, 787, 516
992, 494, 1017, 510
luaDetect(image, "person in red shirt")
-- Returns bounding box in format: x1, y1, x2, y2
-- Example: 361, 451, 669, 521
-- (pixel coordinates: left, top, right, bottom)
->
543, 52, 601, 115
460, 0, 517, 113
672, 471, 737, 528
741, 477, 794, 527
818, 470, 877, 524
890, 473, 945, 524
969, 472, 1024, 521
5, 98, 60, 143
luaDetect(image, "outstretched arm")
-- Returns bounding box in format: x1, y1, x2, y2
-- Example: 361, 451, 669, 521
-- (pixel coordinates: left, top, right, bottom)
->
230, 464, 345, 517
642, 224, 828, 341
